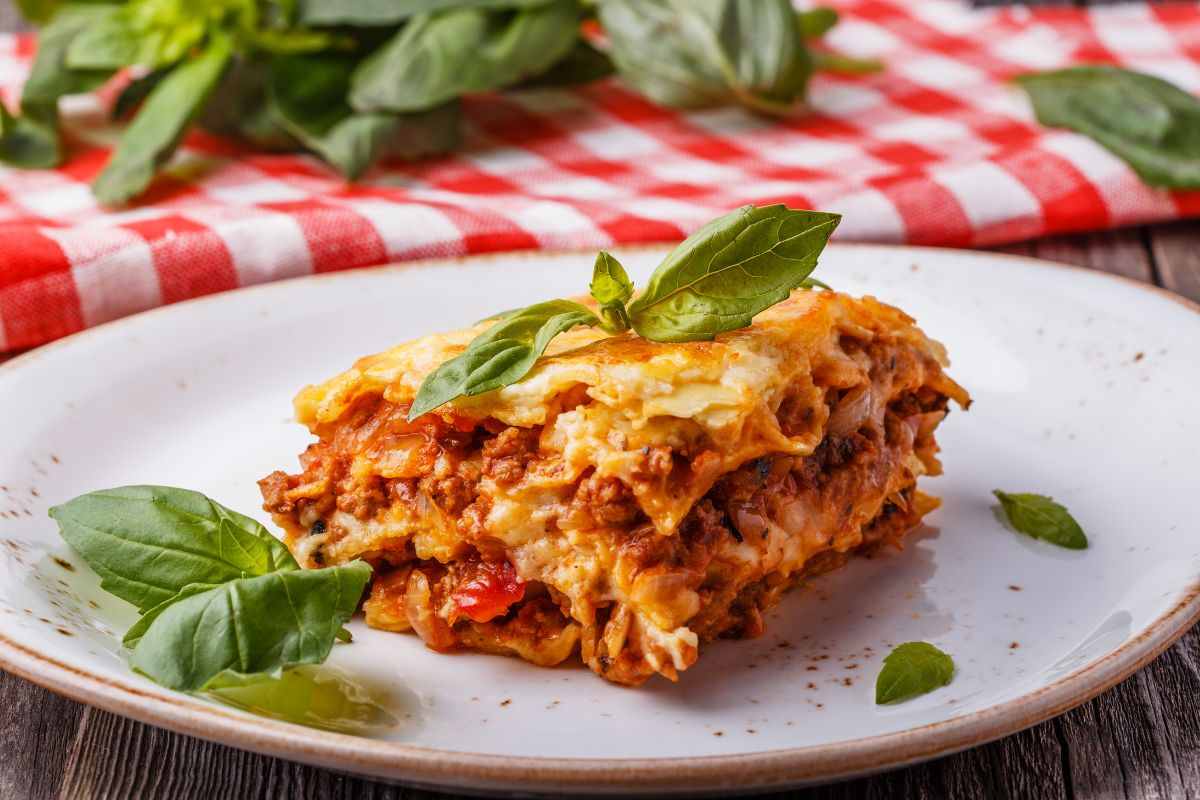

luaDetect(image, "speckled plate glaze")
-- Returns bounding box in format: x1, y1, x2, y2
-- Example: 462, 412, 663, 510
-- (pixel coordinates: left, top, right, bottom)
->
0, 245, 1198, 796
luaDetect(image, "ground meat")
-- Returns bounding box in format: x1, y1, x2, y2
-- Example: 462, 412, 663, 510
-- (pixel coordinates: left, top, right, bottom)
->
258, 471, 293, 514
422, 473, 476, 516
481, 426, 540, 485
680, 499, 737, 551
335, 474, 389, 520
569, 471, 642, 528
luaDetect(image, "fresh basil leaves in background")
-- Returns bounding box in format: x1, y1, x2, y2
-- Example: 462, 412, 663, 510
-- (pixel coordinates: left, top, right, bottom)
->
49, 486, 371, 691
93, 33, 234, 205
8, 4, 114, 168
1017, 66, 1200, 189
993, 490, 1088, 550
598, 0, 810, 115
875, 642, 955, 705
349, 2, 581, 114
409, 204, 841, 418
2, 0, 863, 204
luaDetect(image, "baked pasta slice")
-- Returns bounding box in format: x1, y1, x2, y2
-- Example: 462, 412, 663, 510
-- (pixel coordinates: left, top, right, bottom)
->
260, 289, 968, 686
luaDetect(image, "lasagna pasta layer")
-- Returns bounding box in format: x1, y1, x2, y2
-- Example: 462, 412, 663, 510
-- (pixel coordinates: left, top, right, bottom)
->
260, 291, 969, 685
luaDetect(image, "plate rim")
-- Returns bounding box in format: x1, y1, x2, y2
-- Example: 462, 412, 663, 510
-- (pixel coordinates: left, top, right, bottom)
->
1, 243, 1198, 794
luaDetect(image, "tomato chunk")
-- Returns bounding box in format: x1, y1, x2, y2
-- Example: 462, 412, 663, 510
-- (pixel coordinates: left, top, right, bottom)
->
451, 560, 526, 623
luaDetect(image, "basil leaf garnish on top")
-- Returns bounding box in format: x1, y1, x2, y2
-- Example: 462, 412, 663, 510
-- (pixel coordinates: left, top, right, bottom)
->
993, 491, 1088, 550
49, 485, 299, 612
408, 299, 602, 420
410, 204, 838, 416
875, 642, 955, 704
127, 562, 372, 691
590, 251, 633, 334
1017, 66, 1200, 189
626, 205, 841, 343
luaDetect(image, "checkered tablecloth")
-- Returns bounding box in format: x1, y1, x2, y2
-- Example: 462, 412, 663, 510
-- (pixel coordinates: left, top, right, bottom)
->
0, 0, 1197, 352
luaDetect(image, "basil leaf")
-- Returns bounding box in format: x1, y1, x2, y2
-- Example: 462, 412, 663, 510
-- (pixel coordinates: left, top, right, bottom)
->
409, 299, 601, 419
590, 250, 633, 333
298, 0, 554, 27
993, 491, 1088, 550
706, 0, 811, 111
0, 102, 60, 168
128, 562, 371, 691
349, 1, 580, 114
875, 642, 955, 704
598, 0, 810, 114
798, 7, 838, 39
597, 0, 728, 109
80, 0, 211, 72
627, 204, 841, 343
5, 4, 115, 168
20, 4, 114, 111
121, 582, 217, 648
93, 33, 233, 205
64, 6, 141, 70
112, 70, 166, 121
49, 485, 298, 613
270, 53, 460, 179
269, 53, 395, 178
1017, 66, 1200, 189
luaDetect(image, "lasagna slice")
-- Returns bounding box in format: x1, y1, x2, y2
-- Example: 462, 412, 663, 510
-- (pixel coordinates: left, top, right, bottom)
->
260, 290, 968, 686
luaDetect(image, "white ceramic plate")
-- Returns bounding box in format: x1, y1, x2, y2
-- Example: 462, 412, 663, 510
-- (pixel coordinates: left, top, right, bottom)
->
0, 245, 1198, 796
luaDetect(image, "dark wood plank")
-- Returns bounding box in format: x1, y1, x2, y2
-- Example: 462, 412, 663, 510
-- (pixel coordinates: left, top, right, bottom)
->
995, 228, 1156, 282
0, 671, 85, 800
57, 707, 470, 800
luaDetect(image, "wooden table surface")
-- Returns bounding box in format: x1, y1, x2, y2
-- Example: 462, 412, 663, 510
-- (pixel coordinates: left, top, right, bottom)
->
2, 1, 1199, 798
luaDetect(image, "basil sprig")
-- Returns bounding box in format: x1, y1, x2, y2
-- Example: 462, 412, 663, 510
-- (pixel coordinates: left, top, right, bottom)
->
875, 642, 955, 705
589, 251, 634, 333
50, 486, 371, 691
409, 204, 840, 419
993, 490, 1088, 550
4, 1, 861, 204
1017, 66, 1200, 189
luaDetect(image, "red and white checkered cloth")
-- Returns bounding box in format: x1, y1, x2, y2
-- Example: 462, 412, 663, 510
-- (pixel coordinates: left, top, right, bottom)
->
0, 0, 1198, 352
